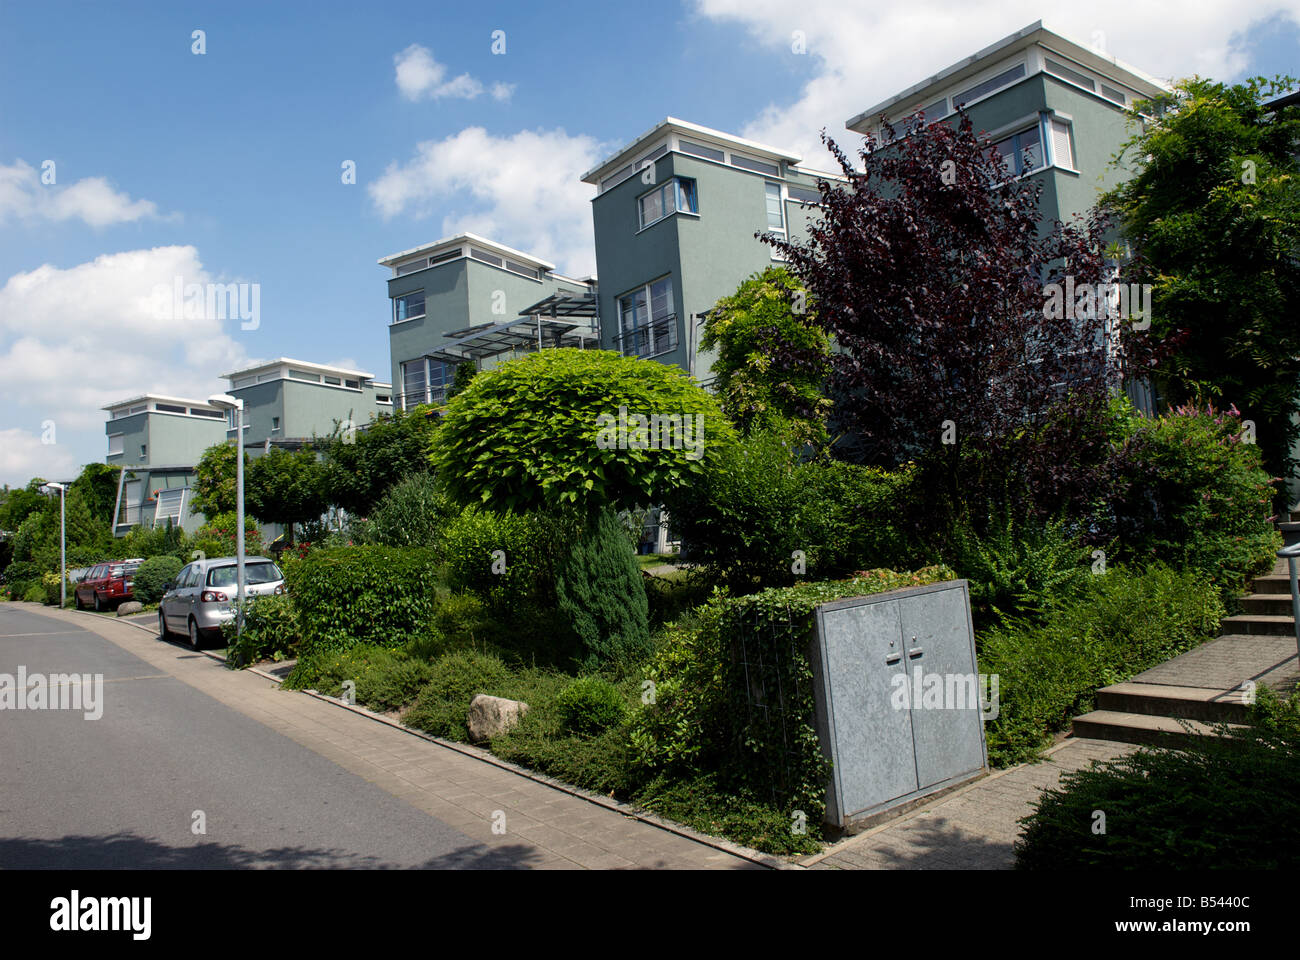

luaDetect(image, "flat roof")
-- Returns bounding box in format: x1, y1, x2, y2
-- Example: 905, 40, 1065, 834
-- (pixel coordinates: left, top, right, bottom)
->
581, 117, 802, 184
378, 232, 557, 271
222, 358, 375, 381
102, 393, 222, 413
846, 20, 1171, 132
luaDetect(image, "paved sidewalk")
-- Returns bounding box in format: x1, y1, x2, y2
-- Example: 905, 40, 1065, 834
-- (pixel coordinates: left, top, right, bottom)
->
25, 605, 760, 870
804, 738, 1135, 870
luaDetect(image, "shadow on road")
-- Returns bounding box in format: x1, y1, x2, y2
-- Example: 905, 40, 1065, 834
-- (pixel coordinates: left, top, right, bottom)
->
0, 832, 548, 870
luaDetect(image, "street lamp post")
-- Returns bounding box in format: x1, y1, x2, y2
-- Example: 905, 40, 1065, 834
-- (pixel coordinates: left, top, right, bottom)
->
44, 482, 67, 607
208, 394, 246, 645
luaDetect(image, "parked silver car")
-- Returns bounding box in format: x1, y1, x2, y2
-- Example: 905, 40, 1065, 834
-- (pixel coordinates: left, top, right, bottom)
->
158, 556, 286, 650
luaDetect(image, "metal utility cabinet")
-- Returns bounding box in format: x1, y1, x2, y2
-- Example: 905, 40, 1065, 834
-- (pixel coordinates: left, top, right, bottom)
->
809, 580, 988, 829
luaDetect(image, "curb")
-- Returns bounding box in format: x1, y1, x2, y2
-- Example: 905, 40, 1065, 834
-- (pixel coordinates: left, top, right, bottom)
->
56, 604, 788, 870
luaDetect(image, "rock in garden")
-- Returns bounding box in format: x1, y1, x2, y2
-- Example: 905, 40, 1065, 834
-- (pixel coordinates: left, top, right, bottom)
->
467, 694, 529, 742
116, 602, 143, 616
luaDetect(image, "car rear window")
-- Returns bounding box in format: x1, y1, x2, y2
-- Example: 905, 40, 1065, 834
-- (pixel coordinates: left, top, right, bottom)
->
206, 562, 282, 588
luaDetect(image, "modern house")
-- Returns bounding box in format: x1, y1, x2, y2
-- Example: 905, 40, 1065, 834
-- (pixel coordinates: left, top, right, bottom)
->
380, 233, 595, 410
221, 358, 393, 451
582, 118, 842, 388
848, 21, 1168, 235
103, 394, 229, 535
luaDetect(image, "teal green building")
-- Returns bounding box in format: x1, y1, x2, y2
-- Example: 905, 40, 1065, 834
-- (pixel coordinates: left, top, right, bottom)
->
582, 118, 841, 388
380, 233, 595, 409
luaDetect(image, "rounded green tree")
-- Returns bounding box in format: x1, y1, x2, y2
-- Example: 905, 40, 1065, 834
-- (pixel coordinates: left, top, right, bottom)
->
432, 349, 735, 512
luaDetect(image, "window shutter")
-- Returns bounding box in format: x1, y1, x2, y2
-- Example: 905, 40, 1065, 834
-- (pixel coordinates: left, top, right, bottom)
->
1050, 119, 1075, 169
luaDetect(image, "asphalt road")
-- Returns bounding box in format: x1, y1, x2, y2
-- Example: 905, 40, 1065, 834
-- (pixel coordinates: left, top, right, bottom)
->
0, 604, 484, 868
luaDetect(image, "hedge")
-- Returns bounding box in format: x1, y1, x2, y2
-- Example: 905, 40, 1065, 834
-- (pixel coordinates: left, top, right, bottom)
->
287, 546, 439, 655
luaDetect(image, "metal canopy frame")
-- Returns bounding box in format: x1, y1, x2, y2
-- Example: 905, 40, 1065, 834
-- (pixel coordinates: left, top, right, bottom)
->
426, 292, 601, 366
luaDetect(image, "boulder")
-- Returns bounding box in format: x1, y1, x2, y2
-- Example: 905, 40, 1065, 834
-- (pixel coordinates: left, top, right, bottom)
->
116, 601, 143, 617
467, 694, 529, 742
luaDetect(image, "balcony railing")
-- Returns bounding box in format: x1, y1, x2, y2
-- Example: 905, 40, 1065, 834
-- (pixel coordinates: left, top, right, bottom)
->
615, 314, 679, 359
399, 384, 448, 409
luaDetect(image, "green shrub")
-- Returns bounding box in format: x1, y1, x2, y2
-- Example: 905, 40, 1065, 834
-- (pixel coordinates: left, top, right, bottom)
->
364, 473, 454, 548
556, 676, 629, 736
441, 506, 565, 609
433, 348, 736, 512
285, 644, 434, 713
22, 584, 45, 603
666, 430, 920, 592
224, 593, 300, 667
555, 509, 650, 666
133, 555, 184, 604
401, 651, 514, 740
1110, 403, 1280, 599
979, 564, 1226, 766
288, 545, 439, 655
40, 571, 62, 605
948, 512, 1092, 627
1015, 729, 1300, 869
631, 565, 956, 825
190, 512, 264, 561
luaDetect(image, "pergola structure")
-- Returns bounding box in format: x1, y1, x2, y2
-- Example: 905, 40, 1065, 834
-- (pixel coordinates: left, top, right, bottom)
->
424, 291, 600, 367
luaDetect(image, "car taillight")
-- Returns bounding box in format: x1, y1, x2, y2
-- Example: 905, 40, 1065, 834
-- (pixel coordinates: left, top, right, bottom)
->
201, 590, 229, 603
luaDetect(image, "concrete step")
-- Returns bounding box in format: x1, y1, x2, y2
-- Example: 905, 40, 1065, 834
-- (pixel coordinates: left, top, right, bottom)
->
1219, 614, 1297, 636
1071, 709, 1249, 747
1252, 574, 1296, 595
1239, 593, 1298, 616
1094, 682, 1252, 724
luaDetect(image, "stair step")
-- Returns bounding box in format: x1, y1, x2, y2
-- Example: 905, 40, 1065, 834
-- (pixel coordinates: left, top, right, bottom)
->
1095, 682, 1252, 724
1252, 574, 1296, 595
1219, 614, 1297, 636
1072, 710, 1248, 747
1240, 594, 1298, 616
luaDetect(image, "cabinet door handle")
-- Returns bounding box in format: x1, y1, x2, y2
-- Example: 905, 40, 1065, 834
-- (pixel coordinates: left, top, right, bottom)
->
908, 647, 923, 659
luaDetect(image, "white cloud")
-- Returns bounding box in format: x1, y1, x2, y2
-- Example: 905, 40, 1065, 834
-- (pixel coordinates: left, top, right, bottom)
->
0, 428, 78, 486
692, 1, 1300, 164
0, 160, 159, 228
369, 127, 602, 278
393, 44, 510, 102
0, 246, 255, 486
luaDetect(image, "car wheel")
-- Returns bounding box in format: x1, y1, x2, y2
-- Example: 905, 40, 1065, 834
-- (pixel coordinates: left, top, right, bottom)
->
158, 610, 170, 639
188, 618, 203, 651
94, 592, 103, 612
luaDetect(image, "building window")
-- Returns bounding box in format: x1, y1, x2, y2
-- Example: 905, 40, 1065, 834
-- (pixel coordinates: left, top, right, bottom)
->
617, 277, 677, 358
139, 444, 147, 460
344, 378, 359, 389
324, 375, 341, 385
787, 183, 823, 205
921, 96, 948, 121
991, 124, 1043, 176
393, 290, 426, 323
155, 489, 184, 524
271, 417, 281, 433
731, 152, 780, 176
765, 182, 785, 233
428, 361, 452, 402
678, 139, 725, 163
952, 62, 1026, 109
638, 178, 698, 229
108, 434, 124, 457
1048, 117, 1075, 169
402, 359, 427, 408
289, 369, 321, 382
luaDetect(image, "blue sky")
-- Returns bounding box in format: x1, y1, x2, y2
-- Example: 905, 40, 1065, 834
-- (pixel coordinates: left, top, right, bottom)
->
1, 0, 1297, 486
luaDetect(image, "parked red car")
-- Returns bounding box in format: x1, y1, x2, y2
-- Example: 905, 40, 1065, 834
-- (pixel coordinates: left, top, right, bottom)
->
75, 559, 143, 611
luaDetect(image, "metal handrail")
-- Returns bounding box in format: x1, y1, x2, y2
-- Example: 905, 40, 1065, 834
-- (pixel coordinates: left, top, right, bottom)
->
1277, 541, 1300, 661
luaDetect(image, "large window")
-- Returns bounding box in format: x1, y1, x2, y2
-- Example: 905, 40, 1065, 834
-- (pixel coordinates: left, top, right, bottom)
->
638, 178, 697, 229
952, 62, 1026, 109
1048, 117, 1075, 169
617, 277, 677, 358
393, 290, 426, 323
765, 182, 785, 233
402, 359, 427, 407
107, 434, 124, 457
991, 124, 1043, 176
